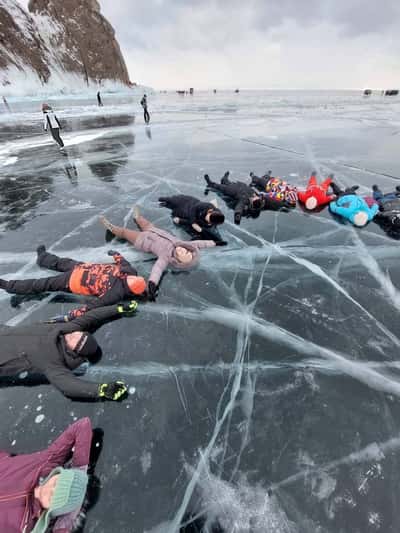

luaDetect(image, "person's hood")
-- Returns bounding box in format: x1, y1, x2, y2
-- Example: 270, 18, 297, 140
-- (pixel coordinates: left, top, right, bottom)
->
59, 333, 101, 369
170, 241, 199, 270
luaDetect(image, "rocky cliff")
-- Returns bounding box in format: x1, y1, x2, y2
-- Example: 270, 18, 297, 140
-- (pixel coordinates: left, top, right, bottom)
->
0, 0, 130, 92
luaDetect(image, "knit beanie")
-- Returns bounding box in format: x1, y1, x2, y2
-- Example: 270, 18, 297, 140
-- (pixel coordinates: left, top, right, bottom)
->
305, 196, 317, 210
126, 275, 147, 295
209, 211, 225, 225
31, 467, 88, 533
353, 211, 368, 227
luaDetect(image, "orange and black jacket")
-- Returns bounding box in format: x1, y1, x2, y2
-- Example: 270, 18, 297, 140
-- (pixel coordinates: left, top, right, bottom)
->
68, 252, 137, 319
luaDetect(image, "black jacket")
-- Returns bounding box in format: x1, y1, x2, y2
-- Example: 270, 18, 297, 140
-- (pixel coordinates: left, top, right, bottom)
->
159, 195, 218, 229
0, 305, 120, 399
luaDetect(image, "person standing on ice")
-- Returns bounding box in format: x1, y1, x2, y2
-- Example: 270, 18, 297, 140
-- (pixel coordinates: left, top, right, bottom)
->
140, 94, 150, 124
2, 96, 11, 113
100, 207, 226, 301
42, 103, 64, 149
0, 417, 92, 533
97, 91, 103, 107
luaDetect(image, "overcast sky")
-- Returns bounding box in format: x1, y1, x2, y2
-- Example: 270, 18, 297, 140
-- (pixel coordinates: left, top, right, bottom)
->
18, 0, 400, 90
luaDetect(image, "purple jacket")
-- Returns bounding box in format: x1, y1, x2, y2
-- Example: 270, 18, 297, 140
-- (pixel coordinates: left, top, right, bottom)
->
0, 418, 92, 533
134, 225, 216, 285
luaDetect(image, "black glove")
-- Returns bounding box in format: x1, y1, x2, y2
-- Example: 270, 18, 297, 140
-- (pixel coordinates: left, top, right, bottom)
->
234, 212, 241, 225
215, 240, 228, 246
204, 174, 211, 185
98, 381, 128, 401
107, 250, 118, 256
117, 301, 138, 315
148, 281, 158, 302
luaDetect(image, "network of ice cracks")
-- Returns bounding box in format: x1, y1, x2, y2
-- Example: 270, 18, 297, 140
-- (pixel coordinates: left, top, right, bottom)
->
2, 95, 400, 532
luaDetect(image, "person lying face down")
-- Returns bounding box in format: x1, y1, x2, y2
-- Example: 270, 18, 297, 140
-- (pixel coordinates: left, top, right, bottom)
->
372, 184, 400, 238
297, 172, 336, 211
0, 417, 92, 533
249, 170, 298, 209
100, 207, 226, 301
0, 304, 135, 400
0, 246, 146, 320
204, 171, 262, 224
329, 181, 379, 227
158, 194, 225, 234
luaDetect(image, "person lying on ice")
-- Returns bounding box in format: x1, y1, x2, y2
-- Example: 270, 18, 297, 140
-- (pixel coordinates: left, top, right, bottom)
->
158, 194, 225, 235
329, 181, 379, 227
372, 185, 400, 238
0, 417, 92, 533
100, 207, 226, 301
204, 172, 262, 224
0, 246, 146, 320
372, 184, 400, 203
297, 172, 336, 211
0, 303, 135, 399
249, 170, 298, 209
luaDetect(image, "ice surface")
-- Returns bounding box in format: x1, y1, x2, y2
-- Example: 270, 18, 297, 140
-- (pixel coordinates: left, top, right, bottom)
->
1, 90, 400, 532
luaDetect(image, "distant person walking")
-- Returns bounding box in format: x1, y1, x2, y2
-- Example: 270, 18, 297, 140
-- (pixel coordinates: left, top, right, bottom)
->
42, 103, 64, 149
97, 91, 103, 107
2, 96, 11, 112
140, 94, 150, 124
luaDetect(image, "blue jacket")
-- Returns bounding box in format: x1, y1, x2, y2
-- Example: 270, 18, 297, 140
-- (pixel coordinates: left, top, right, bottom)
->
329, 194, 379, 224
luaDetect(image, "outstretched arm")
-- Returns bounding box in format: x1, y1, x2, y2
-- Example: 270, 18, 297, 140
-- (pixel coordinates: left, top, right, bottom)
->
149, 256, 169, 286
109, 251, 137, 275
42, 417, 92, 472
190, 240, 217, 249
67, 305, 121, 332
45, 362, 100, 400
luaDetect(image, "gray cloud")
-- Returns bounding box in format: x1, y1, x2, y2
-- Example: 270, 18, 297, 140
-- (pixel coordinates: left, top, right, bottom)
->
15, 0, 400, 88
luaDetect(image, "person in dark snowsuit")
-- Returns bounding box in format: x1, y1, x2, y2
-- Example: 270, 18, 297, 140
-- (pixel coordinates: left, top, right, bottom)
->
43, 103, 64, 149
372, 184, 400, 238
0, 303, 135, 399
140, 94, 150, 124
204, 171, 262, 224
0, 246, 146, 320
0, 417, 93, 533
158, 194, 225, 238
97, 91, 103, 107
249, 170, 298, 210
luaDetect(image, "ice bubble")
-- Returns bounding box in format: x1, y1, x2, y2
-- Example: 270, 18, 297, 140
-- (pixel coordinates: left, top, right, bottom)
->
35, 414, 45, 424
129, 386, 136, 395
36, 406, 42, 412
19, 371, 28, 380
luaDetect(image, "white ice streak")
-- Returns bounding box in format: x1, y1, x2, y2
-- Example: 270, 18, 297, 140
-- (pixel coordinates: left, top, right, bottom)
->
271, 433, 400, 491
143, 303, 400, 398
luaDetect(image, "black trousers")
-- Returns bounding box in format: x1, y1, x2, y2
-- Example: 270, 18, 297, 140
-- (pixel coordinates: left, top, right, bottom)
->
4, 251, 79, 295
50, 127, 64, 148
143, 109, 150, 124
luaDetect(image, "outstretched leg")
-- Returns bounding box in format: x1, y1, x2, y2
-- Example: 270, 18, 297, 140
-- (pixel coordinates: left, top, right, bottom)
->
0, 272, 70, 295
307, 172, 318, 188
320, 175, 333, 193
99, 216, 141, 244
37, 247, 80, 272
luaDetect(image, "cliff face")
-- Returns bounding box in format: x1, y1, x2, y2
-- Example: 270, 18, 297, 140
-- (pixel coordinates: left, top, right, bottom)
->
0, 0, 130, 90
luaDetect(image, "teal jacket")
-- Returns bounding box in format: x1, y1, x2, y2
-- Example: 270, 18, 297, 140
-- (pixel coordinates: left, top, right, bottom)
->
329, 194, 379, 225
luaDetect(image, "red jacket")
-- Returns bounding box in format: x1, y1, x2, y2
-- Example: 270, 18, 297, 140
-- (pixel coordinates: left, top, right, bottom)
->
0, 418, 92, 533
297, 174, 335, 210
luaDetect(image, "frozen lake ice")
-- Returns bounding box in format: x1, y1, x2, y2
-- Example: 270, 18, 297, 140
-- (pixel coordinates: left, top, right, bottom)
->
1, 90, 400, 532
